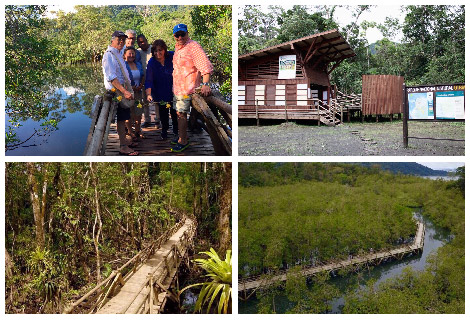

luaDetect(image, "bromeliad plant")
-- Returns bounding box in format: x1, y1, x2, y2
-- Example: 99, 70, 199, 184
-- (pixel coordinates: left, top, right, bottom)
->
180, 248, 232, 313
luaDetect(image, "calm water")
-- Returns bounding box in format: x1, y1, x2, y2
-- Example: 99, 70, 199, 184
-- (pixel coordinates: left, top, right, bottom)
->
5, 64, 103, 156
239, 212, 451, 314
423, 176, 458, 181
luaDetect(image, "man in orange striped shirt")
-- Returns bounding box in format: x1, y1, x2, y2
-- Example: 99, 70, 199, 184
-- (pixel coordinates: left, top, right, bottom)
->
171, 23, 213, 152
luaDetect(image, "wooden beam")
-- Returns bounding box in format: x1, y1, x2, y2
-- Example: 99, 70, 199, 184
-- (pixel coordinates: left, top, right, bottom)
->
327, 54, 356, 75
311, 46, 334, 69
304, 37, 320, 63
305, 36, 342, 61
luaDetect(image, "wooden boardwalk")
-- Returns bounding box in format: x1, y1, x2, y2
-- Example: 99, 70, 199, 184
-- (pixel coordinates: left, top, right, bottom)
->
95, 218, 196, 313
239, 222, 425, 292
104, 110, 215, 156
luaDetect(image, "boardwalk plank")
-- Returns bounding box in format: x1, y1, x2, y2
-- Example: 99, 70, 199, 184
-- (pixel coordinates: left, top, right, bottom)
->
104, 110, 215, 156
96, 219, 195, 314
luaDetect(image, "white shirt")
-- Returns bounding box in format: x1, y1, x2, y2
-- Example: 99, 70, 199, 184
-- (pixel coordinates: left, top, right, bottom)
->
102, 46, 131, 90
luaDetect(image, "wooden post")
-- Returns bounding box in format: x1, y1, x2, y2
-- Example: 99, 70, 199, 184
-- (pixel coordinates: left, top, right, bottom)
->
403, 83, 409, 148
256, 99, 259, 127
340, 103, 343, 124
333, 103, 336, 126
83, 95, 103, 155
85, 95, 112, 156
317, 104, 320, 126
100, 102, 117, 155
149, 275, 154, 314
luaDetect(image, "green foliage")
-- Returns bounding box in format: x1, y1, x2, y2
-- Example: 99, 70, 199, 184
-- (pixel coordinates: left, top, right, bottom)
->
5, 5, 59, 145
191, 6, 232, 99
447, 166, 464, 196
181, 248, 232, 313
285, 268, 339, 313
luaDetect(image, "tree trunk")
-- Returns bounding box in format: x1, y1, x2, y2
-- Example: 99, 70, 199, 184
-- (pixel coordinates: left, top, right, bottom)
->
217, 163, 232, 252
27, 163, 46, 250
5, 248, 13, 278
90, 163, 102, 282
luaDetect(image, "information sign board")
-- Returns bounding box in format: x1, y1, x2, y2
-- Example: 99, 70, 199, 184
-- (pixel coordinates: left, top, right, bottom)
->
405, 84, 465, 121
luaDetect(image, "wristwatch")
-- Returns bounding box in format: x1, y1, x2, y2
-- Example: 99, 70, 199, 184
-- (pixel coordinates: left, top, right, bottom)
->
202, 82, 210, 86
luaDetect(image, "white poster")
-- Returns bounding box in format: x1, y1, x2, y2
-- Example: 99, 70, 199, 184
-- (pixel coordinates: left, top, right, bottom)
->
278, 55, 297, 79
435, 91, 465, 119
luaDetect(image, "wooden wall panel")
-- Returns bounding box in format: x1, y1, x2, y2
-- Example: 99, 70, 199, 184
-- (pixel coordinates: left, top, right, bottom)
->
362, 75, 404, 115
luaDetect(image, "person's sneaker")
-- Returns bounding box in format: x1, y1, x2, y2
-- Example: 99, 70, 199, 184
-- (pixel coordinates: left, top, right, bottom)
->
171, 142, 190, 152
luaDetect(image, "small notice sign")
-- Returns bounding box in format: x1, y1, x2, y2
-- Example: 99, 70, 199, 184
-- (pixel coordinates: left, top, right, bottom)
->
278, 55, 297, 79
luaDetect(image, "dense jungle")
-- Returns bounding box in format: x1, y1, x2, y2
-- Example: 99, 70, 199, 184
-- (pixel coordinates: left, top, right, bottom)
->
238, 163, 464, 313
5, 162, 232, 314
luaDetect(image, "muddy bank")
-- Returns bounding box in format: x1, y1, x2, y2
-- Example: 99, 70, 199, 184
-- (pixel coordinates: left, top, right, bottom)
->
238, 121, 464, 156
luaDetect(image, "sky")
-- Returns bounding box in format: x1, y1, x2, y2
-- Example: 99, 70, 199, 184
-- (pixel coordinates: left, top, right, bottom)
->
333, 6, 404, 43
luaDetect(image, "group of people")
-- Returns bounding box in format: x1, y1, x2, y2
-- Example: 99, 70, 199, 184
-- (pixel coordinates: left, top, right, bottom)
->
102, 23, 213, 155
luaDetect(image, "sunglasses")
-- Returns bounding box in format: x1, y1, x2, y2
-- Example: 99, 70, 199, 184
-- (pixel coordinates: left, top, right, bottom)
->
174, 32, 187, 38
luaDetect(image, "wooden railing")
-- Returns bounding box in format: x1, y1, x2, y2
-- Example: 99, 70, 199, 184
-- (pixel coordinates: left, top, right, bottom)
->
84, 93, 117, 156
336, 90, 362, 110
119, 221, 196, 314
63, 219, 188, 314
191, 94, 232, 156
239, 98, 343, 126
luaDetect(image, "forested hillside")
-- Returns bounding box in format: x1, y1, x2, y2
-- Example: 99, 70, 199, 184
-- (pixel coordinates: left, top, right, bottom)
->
238, 163, 464, 313
5, 162, 232, 313
359, 162, 448, 176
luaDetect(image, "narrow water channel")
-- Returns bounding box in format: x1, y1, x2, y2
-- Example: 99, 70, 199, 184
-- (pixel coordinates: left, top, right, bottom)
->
238, 212, 451, 314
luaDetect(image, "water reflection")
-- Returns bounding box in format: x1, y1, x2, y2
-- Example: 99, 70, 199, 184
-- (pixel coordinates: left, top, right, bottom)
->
5, 64, 103, 156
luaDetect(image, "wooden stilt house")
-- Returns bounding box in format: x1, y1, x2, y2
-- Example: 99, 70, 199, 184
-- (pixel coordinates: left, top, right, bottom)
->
238, 29, 355, 125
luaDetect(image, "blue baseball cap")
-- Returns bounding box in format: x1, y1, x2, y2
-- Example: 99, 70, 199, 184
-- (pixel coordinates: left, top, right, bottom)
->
173, 24, 188, 34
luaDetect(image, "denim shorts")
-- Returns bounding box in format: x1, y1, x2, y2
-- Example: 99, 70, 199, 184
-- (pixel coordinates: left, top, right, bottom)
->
173, 94, 192, 113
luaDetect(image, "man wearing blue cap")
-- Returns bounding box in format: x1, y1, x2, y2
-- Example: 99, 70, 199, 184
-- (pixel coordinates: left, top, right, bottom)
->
171, 23, 214, 152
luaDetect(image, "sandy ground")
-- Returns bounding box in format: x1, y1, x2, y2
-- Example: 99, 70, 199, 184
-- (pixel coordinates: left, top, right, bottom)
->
238, 121, 465, 156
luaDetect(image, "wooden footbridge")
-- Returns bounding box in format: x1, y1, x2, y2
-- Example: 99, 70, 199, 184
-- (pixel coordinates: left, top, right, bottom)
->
239, 221, 425, 293
63, 217, 196, 314
84, 92, 232, 156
